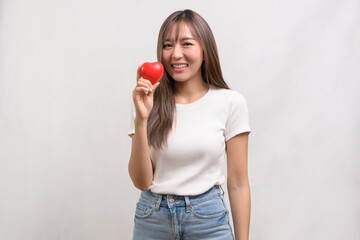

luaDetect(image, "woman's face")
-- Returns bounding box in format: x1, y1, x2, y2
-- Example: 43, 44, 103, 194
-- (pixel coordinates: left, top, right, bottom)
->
162, 23, 204, 84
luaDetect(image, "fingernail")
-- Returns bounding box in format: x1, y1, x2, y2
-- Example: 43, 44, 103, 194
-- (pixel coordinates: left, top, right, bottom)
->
145, 90, 149, 94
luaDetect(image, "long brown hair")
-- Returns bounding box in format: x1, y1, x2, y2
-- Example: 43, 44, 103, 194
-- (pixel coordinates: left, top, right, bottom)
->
147, 9, 230, 149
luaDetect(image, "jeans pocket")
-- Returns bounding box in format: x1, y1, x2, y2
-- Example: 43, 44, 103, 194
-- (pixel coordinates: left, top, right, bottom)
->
191, 197, 227, 219
135, 200, 155, 219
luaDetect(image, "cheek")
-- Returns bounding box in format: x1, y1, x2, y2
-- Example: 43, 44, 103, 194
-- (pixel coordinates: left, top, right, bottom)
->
189, 49, 203, 63
162, 52, 170, 64
161, 54, 172, 72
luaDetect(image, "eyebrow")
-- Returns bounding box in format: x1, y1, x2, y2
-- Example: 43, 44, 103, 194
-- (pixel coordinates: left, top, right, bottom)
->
164, 37, 196, 41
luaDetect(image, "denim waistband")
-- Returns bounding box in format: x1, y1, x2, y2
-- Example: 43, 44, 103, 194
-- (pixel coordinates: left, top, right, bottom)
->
139, 185, 224, 209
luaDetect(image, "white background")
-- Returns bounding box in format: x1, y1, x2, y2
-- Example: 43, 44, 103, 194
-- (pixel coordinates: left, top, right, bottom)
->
1, 0, 359, 239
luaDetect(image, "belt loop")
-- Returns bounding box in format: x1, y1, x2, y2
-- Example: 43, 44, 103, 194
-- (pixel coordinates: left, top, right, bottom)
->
184, 196, 192, 213
219, 185, 225, 195
154, 194, 162, 211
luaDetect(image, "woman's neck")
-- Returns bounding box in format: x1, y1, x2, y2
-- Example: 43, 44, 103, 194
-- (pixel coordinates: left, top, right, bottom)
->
174, 79, 210, 104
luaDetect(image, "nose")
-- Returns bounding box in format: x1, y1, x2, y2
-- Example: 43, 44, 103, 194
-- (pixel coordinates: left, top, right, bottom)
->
172, 44, 183, 59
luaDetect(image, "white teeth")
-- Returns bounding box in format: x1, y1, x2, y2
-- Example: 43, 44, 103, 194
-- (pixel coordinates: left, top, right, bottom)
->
172, 64, 188, 68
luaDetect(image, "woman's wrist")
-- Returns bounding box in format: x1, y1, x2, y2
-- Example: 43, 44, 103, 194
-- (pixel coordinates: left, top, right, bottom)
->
134, 117, 148, 127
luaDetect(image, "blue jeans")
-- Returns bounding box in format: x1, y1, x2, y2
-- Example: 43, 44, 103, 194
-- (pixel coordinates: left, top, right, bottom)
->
133, 185, 234, 240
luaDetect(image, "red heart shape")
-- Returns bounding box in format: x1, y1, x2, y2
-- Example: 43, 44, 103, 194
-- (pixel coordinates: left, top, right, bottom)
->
140, 62, 164, 85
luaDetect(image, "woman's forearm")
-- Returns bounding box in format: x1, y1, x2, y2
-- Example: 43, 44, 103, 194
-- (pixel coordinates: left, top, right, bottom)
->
128, 118, 153, 190
227, 182, 251, 240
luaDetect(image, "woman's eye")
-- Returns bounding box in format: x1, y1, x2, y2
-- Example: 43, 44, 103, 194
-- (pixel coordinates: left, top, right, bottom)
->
163, 44, 172, 48
183, 42, 193, 46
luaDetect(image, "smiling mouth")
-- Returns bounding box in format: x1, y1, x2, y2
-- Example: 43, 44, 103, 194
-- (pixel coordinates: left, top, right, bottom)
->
171, 64, 188, 69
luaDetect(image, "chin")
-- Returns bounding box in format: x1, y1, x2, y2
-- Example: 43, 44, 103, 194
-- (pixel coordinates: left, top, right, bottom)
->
172, 77, 190, 83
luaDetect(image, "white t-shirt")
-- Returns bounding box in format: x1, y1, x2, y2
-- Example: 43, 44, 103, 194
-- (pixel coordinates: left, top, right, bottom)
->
128, 85, 251, 196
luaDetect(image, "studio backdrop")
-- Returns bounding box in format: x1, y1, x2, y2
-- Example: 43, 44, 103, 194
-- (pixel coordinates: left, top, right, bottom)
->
0, 0, 359, 239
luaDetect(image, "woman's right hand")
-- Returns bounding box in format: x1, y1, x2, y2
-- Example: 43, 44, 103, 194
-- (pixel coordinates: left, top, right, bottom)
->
132, 65, 160, 121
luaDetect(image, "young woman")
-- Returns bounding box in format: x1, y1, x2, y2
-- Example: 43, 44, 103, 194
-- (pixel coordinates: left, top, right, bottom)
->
128, 9, 251, 240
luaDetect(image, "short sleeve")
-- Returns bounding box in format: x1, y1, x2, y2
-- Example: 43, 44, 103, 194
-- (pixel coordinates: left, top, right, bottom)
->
128, 101, 135, 138
224, 91, 251, 141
